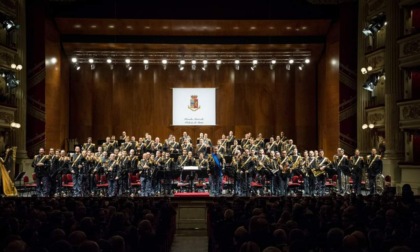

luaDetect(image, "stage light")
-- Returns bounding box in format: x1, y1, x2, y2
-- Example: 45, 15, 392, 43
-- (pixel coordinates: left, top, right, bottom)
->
286, 64, 291, 71
107, 59, 113, 69
106, 58, 112, 64
125, 59, 130, 64
368, 123, 375, 129
298, 64, 304, 71
179, 60, 185, 71
361, 67, 367, 74
362, 124, 368, 130
75, 65, 80, 70
305, 58, 310, 64
10, 122, 21, 129
191, 60, 197, 70
202, 60, 208, 71
1, 71, 19, 88
362, 13, 386, 36
216, 60, 221, 70
250, 60, 258, 71
363, 72, 382, 92
127, 65, 132, 71
88, 58, 93, 64
162, 59, 167, 70
144, 59, 149, 70
90, 64, 95, 70
288, 59, 294, 64
50, 57, 57, 65
71, 57, 77, 63
11, 63, 16, 69
234, 60, 240, 70
367, 66, 373, 71
16, 64, 22, 70
1, 18, 19, 32
270, 60, 276, 70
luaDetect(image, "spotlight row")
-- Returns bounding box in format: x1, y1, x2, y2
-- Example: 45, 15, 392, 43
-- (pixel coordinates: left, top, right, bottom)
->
71, 57, 310, 71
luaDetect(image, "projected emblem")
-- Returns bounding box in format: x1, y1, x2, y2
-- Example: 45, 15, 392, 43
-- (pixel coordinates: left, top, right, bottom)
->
188, 95, 200, 111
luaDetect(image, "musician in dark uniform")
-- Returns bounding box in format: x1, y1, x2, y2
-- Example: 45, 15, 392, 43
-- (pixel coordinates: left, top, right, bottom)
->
278, 150, 290, 196
121, 136, 134, 152
119, 150, 130, 195
226, 131, 235, 150
152, 137, 163, 154
31, 147, 51, 197
208, 146, 225, 196
195, 152, 209, 191
82, 137, 96, 152
49, 148, 60, 197
196, 139, 208, 156
332, 148, 350, 194
265, 137, 277, 154
70, 147, 86, 197
177, 149, 189, 182
57, 150, 70, 196
162, 152, 175, 195
254, 149, 271, 196
304, 151, 317, 196
314, 149, 330, 196
366, 148, 383, 195
139, 152, 154, 196
350, 149, 364, 195
106, 153, 120, 196
230, 140, 242, 155
103, 137, 113, 154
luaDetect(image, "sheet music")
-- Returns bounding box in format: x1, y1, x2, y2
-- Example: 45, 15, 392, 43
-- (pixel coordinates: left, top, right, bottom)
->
183, 166, 198, 170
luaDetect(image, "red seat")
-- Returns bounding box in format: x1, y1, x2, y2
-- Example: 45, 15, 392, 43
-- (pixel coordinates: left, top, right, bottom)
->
23, 175, 37, 196
325, 175, 337, 194
288, 175, 301, 194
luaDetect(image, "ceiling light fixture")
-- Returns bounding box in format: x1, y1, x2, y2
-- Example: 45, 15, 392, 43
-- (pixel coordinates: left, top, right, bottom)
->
250, 59, 258, 71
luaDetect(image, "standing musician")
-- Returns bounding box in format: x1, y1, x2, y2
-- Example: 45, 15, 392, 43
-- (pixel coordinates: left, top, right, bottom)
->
181, 139, 193, 153
236, 150, 254, 196
285, 139, 296, 156
226, 131, 235, 150
49, 148, 60, 197
255, 133, 265, 150
303, 150, 316, 196
119, 150, 130, 195
288, 148, 301, 177
265, 137, 278, 154
110, 135, 119, 151
350, 149, 364, 195
144, 134, 154, 153
254, 149, 271, 195
31, 147, 51, 197
277, 150, 291, 196
196, 152, 209, 190
121, 136, 133, 152
177, 149, 190, 182
128, 149, 138, 195
313, 149, 331, 196
366, 148, 383, 195
57, 150, 70, 196
216, 139, 227, 156
332, 148, 350, 194
82, 137, 96, 152
161, 152, 175, 195
276, 132, 287, 151
230, 140, 242, 155
179, 131, 191, 145
196, 139, 208, 156
119, 131, 127, 140
70, 148, 87, 197
152, 137, 163, 154
103, 137, 113, 154
166, 135, 179, 154
138, 152, 155, 196
241, 133, 251, 149
203, 133, 212, 147
136, 137, 145, 156
208, 146, 225, 196
106, 153, 120, 197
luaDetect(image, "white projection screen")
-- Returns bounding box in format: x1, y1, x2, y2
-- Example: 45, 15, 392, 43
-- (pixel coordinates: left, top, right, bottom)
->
172, 88, 216, 126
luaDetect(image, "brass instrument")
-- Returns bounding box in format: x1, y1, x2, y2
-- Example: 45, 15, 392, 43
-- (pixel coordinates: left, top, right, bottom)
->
71, 154, 82, 167
312, 157, 328, 177
255, 156, 267, 171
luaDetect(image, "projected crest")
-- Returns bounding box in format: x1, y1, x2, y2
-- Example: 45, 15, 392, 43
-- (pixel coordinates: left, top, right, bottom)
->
188, 95, 200, 111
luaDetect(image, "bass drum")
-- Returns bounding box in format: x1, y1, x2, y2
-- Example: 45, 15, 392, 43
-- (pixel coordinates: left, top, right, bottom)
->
375, 174, 385, 195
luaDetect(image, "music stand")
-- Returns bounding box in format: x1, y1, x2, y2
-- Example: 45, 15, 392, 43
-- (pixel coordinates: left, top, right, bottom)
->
224, 155, 233, 164
170, 153, 180, 161
14, 171, 26, 189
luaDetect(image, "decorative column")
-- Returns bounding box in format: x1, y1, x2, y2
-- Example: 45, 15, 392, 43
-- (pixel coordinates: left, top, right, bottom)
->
383, 0, 404, 184
15, 0, 32, 176
357, 0, 370, 155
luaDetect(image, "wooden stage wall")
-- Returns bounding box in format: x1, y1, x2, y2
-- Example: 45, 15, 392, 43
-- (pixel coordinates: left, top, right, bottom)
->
69, 63, 317, 151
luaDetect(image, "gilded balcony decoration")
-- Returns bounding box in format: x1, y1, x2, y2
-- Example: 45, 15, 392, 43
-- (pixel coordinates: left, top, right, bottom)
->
398, 99, 420, 129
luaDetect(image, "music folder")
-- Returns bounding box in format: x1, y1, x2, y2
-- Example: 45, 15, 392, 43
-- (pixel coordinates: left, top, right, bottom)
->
183, 166, 198, 171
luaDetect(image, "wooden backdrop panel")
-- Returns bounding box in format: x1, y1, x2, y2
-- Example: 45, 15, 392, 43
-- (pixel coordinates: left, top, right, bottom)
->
69, 61, 318, 146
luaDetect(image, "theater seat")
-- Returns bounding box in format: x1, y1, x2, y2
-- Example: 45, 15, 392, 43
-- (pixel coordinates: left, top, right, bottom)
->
23, 175, 37, 196
288, 175, 300, 195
